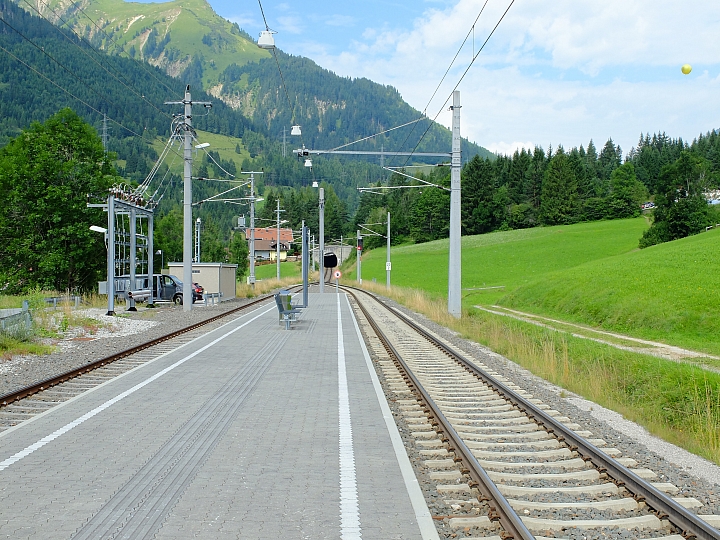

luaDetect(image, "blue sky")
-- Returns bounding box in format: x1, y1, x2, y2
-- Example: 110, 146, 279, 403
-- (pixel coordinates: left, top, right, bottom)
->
205, 0, 720, 156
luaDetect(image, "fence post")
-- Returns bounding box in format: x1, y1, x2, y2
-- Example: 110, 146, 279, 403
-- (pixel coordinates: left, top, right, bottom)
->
22, 300, 30, 330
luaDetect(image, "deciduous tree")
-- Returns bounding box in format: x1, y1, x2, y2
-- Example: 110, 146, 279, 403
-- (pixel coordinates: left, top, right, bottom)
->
0, 108, 114, 293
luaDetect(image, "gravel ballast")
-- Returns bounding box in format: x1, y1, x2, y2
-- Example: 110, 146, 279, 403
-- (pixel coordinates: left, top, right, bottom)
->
0, 298, 264, 397
3, 290, 719, 533
381, 297, 720, 517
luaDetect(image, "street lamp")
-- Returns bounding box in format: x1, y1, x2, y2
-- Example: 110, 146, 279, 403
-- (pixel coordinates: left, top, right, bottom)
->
195, 217, 201, 263
90, 225, 112, 315
317, 186, 325, 293
156, 249, 163, 270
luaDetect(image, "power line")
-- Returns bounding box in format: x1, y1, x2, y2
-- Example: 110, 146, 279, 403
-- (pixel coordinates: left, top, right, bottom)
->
0, 13, 161, 143
19, 0, 173, 121
0, 41, 144, 139
401, 0, 516, 167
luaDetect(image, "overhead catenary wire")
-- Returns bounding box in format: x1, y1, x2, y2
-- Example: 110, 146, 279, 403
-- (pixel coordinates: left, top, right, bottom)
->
390, 0, 491, 165
255, 0, 317, 188
256, 0, 304, 148
295, 1, 495, 163
400, 0, 516, 168
19, 0, 174, 121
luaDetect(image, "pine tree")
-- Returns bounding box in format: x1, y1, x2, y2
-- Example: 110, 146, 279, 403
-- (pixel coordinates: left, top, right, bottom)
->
539, 149, 580, 225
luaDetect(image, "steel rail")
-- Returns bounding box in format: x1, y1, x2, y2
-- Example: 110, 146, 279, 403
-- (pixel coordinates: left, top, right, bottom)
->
346, 287, 534, 540
0, 289, 297, 408
347, 286, 719, 540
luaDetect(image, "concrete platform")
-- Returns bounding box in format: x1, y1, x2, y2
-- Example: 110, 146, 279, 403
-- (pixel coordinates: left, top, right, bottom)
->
0, 292, 437, 539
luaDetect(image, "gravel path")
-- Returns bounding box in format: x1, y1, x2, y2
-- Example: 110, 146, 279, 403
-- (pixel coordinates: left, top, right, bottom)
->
0, 298, 262, 396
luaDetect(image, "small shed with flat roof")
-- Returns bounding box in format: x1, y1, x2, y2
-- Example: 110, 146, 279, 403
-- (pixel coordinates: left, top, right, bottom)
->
167, 263, 237, 300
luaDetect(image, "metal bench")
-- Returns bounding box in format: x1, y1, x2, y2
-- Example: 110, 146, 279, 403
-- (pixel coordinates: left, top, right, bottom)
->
275, 290, 301, 330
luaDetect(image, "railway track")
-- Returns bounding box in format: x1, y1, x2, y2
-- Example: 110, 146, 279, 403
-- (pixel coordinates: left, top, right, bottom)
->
0, 291, 289, 431
346, 286, 720, 540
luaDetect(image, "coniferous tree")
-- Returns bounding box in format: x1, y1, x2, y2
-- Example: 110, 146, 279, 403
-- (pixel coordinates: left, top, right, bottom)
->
461, 155, 499, 235
607, 163, 646, 219
639, 151, 710, 248
524, 147, 546, 211
539, 148, 580, 225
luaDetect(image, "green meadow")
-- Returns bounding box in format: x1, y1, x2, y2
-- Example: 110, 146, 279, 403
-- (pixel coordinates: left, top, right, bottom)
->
502, 227, 720, 356
348, 217, 648, 303
347, 218, 720, 355
349, 218, 720, 462
253, 260, 302, 281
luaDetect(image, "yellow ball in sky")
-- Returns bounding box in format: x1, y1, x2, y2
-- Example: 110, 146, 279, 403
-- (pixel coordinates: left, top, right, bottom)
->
681, 64, 692, 75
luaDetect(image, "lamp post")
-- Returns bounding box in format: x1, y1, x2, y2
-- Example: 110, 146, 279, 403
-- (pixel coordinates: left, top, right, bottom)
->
318, 187, 325, 293
386, 212, 391, 289
156, 249, 163, 271
195, 217, 201, 263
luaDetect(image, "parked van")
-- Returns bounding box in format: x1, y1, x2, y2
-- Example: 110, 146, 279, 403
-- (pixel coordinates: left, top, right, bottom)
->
106, 275, 203, 305
153, 275, 203, 304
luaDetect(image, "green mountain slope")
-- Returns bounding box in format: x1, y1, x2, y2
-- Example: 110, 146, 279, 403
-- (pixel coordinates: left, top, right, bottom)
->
35, 0, 268, 83
27, 0, 491, 160
500, 227, 720, 354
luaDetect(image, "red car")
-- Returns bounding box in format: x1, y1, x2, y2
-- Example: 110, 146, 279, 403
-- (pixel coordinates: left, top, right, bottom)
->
192, 282, 204, 302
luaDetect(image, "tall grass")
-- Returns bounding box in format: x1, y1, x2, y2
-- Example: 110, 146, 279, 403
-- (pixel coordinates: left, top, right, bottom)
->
0, 291, 109, 359
356, 281, 720, 464
236, 274, 306, 298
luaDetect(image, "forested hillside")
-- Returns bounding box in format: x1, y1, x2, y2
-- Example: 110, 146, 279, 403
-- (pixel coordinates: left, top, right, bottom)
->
24, 0, 490, 163
1, 0, 488, 217
351, 133, 720, 252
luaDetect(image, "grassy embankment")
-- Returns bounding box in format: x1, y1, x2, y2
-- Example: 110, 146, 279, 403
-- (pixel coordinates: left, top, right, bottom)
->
347, 219, 720, 464
235, 260, 305, 297
0, 292, 107, 359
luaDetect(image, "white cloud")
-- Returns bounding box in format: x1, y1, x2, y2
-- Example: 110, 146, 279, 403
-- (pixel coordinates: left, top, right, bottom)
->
324, 14, 355, 27
277, 15, 304, 35
228, 15, 259, 29
485, 141, 536, 155
299, 0, 720, 155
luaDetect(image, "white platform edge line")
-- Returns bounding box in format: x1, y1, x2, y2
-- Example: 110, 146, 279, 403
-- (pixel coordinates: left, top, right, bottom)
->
338, 293, 362, 539
344, 294, 440, 540
2, 302, 275, 430
0, 301, 276, 440
0, 305, 276, 472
